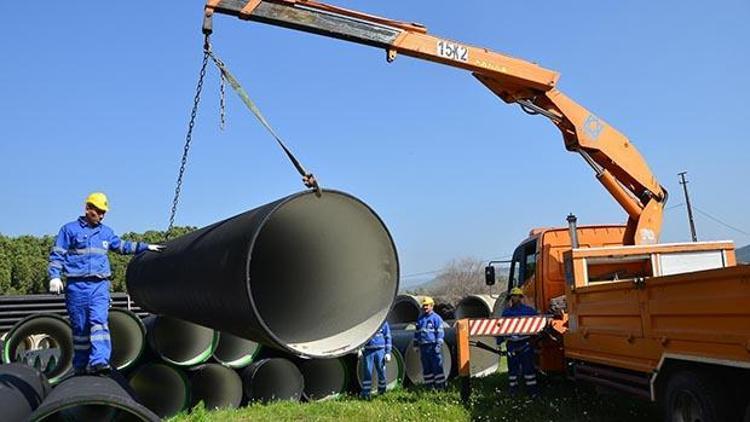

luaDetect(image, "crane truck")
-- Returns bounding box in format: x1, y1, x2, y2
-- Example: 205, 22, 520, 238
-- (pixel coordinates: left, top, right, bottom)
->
202, 1, 750, 420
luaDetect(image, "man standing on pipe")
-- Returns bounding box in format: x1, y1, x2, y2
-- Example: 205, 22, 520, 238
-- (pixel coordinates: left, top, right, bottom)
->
358, 321, 392, 399
48, 192, 164, 375
497, 287, 539, 397
413, 297, 446, 390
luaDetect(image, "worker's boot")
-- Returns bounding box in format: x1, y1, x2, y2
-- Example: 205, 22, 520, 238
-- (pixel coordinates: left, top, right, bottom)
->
88, 363, 111, 376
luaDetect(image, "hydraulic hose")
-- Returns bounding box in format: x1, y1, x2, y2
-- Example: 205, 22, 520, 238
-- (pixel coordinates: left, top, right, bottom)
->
127, 190, 399, 358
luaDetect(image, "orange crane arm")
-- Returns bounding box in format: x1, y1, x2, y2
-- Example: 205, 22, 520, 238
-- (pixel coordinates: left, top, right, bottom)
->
204, 0, 668, 245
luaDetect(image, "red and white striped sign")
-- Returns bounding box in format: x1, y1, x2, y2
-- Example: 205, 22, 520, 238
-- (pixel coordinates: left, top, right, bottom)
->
468, 316, 549, 337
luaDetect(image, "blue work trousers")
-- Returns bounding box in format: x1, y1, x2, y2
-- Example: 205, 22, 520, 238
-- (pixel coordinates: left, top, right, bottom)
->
65, 279, 111, 370
361, 348, 387, 397
507, 341, 538, 395
419, 343, 445, 389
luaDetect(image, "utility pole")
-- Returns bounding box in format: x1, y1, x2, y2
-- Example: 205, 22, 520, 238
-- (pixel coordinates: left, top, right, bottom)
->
678, 171, 698, 242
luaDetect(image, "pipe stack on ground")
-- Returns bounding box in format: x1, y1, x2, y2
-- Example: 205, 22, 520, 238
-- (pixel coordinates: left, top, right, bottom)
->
127, 190, 399, 359
144, 315, 218, 366
297, 356, 350, 401
0, 363, 50, 422
455, 294, 501, 377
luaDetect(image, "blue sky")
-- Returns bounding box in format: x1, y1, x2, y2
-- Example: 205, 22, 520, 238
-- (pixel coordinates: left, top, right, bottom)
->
1, 1, 748, 286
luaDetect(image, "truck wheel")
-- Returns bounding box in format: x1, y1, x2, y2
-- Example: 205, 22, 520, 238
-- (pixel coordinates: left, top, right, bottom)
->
663, 370, 728, 422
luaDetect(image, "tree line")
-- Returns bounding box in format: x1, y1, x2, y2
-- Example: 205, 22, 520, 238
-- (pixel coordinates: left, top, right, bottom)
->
0, 227, 194, 295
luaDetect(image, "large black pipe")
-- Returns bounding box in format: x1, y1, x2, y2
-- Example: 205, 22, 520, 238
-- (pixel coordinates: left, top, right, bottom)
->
1, 314, 72, 384
127, 190, 399, 358
241, 357, 304, 403
297, 357, 350, 401
29, 374, 159, 422
109, 308, 146, 371
387, 295, 425, 324
0, 363, 50, 422
128, 363, 190, 419
188, 363, 243, 410
213, 331, 261, 368
144, 315, 218, 366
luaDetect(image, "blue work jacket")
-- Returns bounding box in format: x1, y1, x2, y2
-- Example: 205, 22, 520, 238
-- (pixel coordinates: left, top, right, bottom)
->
414, 312, 445, 345
498, 302, 539, 344
364, 322, 392, 354
48, 216, 147, 280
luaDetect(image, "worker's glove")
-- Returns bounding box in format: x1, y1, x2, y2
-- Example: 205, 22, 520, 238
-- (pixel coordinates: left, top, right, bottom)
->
357, 349, 363, 358
147, 244, 165, 252
384, 353, 391, 362
434, 343, 442, 354
49, 278, 64, 295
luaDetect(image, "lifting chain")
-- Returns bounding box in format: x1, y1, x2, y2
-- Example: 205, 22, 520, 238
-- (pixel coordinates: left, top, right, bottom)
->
166, 42, 210, 238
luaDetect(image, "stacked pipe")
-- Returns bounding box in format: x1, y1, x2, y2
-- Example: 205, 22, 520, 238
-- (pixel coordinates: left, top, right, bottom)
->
455, 294, 501, 377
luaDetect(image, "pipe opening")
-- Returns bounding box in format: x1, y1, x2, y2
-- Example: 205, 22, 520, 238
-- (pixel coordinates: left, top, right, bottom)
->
189, 363, 243, 410
109, 309, 146, 370
242, 358, 304, 403
387, 301, 420, 324
469, 336, 500, 377
356, 348, 404, 393
129, 363, 189, 418
250, 192, 398, 356
213, 331, 260, 368
298, 357, 348, 401
2, 314, 72, 384
147, 316, 216, 366
455, 295, 495, 319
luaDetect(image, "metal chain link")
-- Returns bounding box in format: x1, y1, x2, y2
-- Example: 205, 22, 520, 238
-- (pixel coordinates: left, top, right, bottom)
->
167, 49, 211, 237
220, 72, 226, 131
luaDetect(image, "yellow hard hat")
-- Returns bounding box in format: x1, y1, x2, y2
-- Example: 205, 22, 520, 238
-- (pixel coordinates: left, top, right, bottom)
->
421, 297, 434, 306
509, 287, 524, 296
85, 192, 109, 212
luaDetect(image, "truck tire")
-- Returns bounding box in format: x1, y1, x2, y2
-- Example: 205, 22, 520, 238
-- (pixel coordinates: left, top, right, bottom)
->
663, 370, 728, 422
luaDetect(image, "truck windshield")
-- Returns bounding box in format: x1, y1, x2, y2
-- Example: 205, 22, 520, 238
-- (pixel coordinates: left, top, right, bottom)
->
508, 239, 538, 290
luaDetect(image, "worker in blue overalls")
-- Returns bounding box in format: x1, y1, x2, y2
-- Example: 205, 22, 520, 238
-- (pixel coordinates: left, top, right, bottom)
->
497, 287, 539, 396
358, 321, 392, 399
48, 192, 163, 375
413, 296, 446, 390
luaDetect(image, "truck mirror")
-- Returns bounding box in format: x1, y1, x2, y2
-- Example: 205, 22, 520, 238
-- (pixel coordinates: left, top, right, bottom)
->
485, 265, 496, 286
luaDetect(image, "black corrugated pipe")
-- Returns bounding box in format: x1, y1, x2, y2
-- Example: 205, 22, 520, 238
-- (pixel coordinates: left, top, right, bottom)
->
127, 191, 398, 358
29, 375, 160, 422
1, 314, 72, 384
188, 363, 243, 410
297, 356, 350, 401
127, 190, 399, 358
109, 308, 146, 371
355, 347, 405, 393
144, 315, 218, 366
128, 363, 190, 419
241, 357, 304, 403
213, 331, 261, 368
0, 363, 50, 422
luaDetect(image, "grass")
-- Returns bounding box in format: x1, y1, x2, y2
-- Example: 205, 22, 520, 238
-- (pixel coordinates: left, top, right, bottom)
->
169, 358, 661, 422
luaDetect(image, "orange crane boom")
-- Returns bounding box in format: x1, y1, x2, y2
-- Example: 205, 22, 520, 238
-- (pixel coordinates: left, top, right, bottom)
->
203, 0, 668, 245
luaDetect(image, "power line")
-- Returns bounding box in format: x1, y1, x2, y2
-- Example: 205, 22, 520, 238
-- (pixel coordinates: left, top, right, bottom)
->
401, 254, 513, 279
693, 206, 750, 237
665, 202, 684, 210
